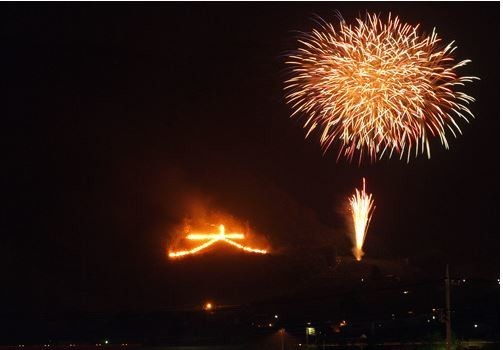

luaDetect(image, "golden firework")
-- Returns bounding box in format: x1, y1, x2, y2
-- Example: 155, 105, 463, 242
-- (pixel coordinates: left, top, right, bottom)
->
285, 13, 478, 162
349, 178, 375, 261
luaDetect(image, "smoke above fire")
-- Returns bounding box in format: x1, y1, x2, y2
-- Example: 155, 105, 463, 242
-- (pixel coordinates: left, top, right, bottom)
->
167, 198, 270, 258
151, 166, 348, 260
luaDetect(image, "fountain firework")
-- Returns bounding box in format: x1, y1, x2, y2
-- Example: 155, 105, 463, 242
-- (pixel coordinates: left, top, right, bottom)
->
349, 178, 376, 261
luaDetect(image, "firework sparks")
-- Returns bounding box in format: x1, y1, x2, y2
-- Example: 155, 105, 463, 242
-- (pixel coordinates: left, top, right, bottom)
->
349, 178, 375, 261
285, 13, 478, 162
168, 224, 268, 258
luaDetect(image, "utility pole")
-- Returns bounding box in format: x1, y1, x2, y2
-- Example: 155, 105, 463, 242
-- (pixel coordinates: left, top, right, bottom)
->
445, 264, 452, 350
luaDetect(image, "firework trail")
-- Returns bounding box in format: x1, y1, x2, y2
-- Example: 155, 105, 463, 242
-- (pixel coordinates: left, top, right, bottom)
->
349, 178, 375, 261
285, 13, 478, 162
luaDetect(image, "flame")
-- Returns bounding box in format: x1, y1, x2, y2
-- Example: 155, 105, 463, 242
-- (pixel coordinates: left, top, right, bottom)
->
349, 178, 376, 261
168, 224, 268, 258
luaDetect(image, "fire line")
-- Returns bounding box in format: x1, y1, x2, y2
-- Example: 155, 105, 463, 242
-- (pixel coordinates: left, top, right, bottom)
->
168, 224, 268, 258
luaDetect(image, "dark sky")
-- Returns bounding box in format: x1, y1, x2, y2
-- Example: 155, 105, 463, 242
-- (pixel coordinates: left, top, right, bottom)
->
3, 2, 499, 314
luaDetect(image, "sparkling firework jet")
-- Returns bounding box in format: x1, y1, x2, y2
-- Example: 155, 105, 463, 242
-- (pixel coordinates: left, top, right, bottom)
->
285, 13, 478, 162
349, 178, 375, 261
168, 224, 268, 259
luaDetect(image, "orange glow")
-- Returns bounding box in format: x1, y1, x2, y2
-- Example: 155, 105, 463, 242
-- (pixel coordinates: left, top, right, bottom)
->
168, 224, 268, 258
204, 302, 213, 311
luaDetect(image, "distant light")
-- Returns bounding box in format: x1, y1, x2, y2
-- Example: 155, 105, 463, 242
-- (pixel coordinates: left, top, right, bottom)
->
462, 279, 466, 283
105, 341, 108, 345
432, 308, 436, 312
474, 324, 478, 328
432, 316, 436, 320
269, 323, 273, 327
298, 344, 302, 347
361, 278, 364, 282
403, 290, 409, 294
274, 315, 279, 319
204, 302, 213, 311
307, 322, 311, 326
427, 320, 430, 323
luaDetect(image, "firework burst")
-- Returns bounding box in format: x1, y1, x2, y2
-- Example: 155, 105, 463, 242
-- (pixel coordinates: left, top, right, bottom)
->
285, 13, 478, 162
349, 178, 375, 261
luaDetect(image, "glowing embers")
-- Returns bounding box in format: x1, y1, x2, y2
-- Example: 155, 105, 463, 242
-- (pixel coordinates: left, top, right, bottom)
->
168, 224, 268, 259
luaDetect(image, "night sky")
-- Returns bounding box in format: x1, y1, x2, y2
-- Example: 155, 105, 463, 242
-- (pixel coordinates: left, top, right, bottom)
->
3, 3, 499, 315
